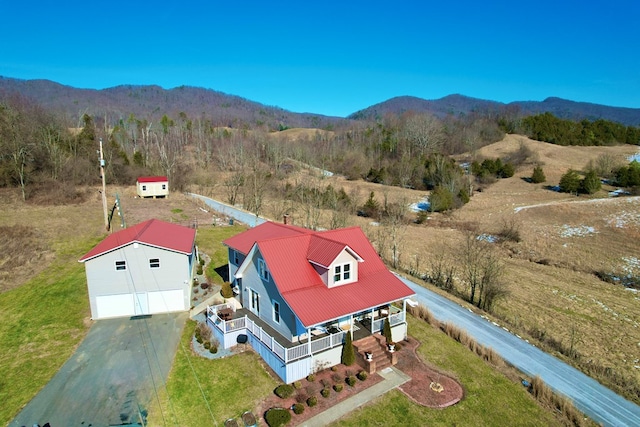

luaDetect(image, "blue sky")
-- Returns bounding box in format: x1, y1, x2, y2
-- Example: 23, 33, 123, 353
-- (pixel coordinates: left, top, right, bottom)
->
1, 1, 638, 117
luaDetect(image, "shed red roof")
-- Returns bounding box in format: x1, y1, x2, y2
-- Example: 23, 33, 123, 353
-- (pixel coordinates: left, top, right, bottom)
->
79, 219, 196, 262
225, 222, 415, 327
137, 176, 168, 183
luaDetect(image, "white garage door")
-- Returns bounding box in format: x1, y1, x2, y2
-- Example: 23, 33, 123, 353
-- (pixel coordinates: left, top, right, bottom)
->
148, 290, 185, 313
96, 294, 135, 319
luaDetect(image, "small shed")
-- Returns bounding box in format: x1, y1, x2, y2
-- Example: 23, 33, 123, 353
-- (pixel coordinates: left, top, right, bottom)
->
137, 176, 169, 198
79, 219, 197, 319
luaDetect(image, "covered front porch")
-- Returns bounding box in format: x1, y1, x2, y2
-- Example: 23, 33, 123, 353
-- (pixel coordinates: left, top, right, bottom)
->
206, 300, 409, 383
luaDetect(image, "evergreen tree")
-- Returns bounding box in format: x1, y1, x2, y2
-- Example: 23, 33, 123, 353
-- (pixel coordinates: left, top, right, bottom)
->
341, 331, 355, 366
559, 169, 581, 194
383, 317, 393, 344
531, 166, 546, 183
581, 170, 601, 194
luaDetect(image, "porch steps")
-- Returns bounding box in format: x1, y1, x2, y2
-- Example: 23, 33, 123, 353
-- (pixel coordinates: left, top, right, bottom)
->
354, 335, 395, 373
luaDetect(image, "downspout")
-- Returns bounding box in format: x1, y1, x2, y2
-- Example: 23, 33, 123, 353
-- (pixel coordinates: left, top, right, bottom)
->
370, 308, 375, 334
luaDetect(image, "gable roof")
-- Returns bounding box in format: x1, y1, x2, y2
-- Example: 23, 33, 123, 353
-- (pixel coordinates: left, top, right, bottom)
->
79, 219, 196, 262
226, 222, 415, 327
137, 176, 168, 183
306, 234, 362, 268
223, 221, 313, 254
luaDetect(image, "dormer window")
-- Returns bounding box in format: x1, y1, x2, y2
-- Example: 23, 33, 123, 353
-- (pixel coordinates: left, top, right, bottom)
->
333, 262, 351, 284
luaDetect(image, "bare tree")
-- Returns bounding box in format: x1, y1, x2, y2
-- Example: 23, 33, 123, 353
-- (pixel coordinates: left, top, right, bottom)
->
402, 113, 444, 157
224, 172, 245, 206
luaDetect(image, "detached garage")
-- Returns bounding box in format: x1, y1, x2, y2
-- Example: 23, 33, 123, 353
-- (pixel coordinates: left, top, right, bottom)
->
79, 219, 197, 319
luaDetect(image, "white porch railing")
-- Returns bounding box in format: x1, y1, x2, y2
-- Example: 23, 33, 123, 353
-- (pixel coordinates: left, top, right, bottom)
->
372, 309, 406, 334
207, 304, 346, 363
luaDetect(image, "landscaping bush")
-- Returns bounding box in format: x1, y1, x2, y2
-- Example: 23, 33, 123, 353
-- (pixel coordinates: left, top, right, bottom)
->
321, 387, 330, 398
306, 373, 316, 382
333, 383, 343, 392
306, 395, 318, 407
357, 371, 368, 381
292, 403, 304, 415
196, 265, 203, 275
200, 282, 209, 290
346, 375, 357, 387
332, 372, 342, 382
293, 380, 302, 389
295, 392, 308, 404
383, 317, 393, 344
264, 407, 291, 427
341, 332, 355, 366
274, 384, 294, 399
221, 281, 234, 298
209, 344, 218, 354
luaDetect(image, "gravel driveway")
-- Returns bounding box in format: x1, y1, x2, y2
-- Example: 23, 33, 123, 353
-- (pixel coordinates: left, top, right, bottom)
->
10, 312, 188, 427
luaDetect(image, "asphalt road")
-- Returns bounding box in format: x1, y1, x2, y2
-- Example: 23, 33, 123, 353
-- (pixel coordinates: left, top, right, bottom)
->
10, 312, 187, 427
399, 275, 640, 427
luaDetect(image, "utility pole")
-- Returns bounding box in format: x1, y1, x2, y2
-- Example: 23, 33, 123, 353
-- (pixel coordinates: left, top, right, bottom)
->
99, 139, 109, 231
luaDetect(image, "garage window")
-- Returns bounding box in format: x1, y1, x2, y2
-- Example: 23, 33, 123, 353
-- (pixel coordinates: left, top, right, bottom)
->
115, 260, 126, 271
149, 258, 160, 268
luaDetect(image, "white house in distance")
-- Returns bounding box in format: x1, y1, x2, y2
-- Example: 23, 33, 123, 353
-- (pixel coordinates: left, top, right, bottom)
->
207, 221, 416, 383
79, 219, 197, 320
136, 176, 169, 198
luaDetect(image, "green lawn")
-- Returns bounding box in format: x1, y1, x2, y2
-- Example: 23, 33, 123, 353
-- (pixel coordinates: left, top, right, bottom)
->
0, 236, 100, 425
332, 315, 562, 426
147, 320, 278, 425
196, 224, 247, 284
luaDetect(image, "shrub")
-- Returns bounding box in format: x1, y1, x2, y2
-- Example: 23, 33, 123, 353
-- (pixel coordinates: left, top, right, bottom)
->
203, 341, 210, 350
321, 387, 331, 398
209, 344, 218, 354
306, 373, 316, 382
293, 380, 302, 389
274, 384, 294, 399
264, 407, 291, 427
357, 371, 368, 381
295, 391, 308, 404
332, 372, 342, 382
531, 165, 546, 183
383, 317, 393, 344
200, 282, 209, 290
333, 383, 343, 392
346, 376, 357, 387
306, 395, 318, 407
221, 281, 234, 298
331, 366, 338, 372
196, 265, 203, 275
292, 403, 304, 415
341, 332, 355, 366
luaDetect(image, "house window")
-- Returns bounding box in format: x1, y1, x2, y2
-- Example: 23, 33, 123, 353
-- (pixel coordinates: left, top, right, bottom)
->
233, 250, 240, 265
142, 185, 146, 191
251, 289, 260, 314
149, 258, 160, 268
258, 259, 269, 282
333, 263, 352, 283
115, 260, 126, 271
273, 301, 280, 323
162, 184, 166, 190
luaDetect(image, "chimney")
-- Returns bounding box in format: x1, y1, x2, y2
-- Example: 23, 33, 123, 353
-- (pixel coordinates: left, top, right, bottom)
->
283, 214, 290, 225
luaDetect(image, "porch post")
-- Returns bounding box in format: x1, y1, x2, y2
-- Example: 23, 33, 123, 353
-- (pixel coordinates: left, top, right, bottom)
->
307, 327, 312, 355
370, 308, 374, 334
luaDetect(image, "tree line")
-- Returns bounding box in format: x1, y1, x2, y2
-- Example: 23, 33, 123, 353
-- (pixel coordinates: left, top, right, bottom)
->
517, 112, 640, 146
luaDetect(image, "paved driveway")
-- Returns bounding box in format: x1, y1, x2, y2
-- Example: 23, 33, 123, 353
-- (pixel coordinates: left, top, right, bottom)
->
10, 312, 188, 427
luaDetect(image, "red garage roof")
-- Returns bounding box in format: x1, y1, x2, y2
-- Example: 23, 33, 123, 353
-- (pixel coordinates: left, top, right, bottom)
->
226, 222, 414, 327
137, 176, 168, 183
79, 219, 196, 262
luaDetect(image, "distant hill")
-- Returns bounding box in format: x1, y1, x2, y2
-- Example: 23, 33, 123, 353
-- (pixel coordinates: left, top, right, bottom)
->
349, 94, 640, 126
0, 76, 345, 130
1, 76, 639, 127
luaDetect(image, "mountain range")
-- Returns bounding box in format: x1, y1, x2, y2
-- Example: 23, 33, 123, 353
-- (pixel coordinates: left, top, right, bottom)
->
1, 76, 639, 127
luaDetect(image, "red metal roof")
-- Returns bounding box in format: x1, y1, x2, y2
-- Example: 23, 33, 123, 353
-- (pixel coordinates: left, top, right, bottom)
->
226, 222, 415, 327
223, 221, 312, 254
137, 176, 168, 183
79, 219, 196, 262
